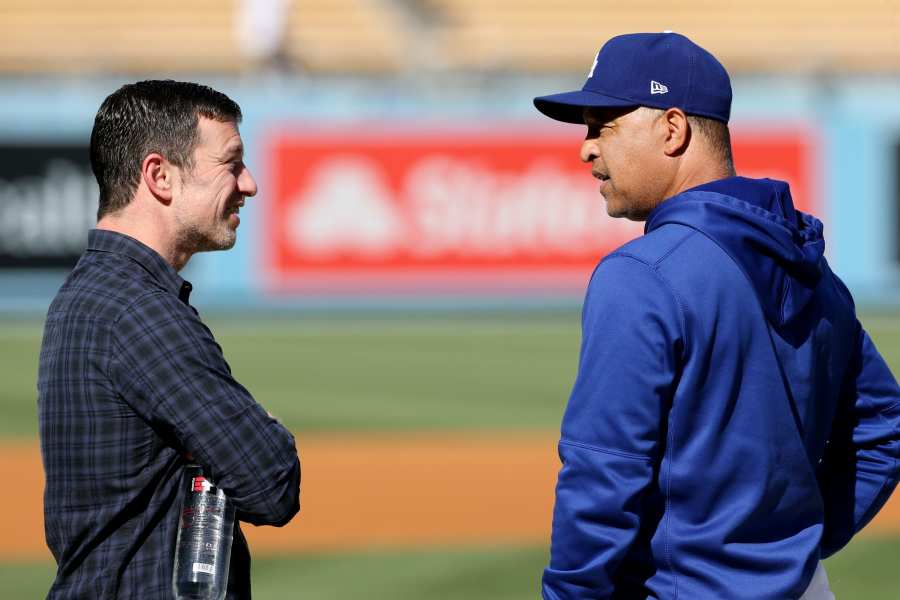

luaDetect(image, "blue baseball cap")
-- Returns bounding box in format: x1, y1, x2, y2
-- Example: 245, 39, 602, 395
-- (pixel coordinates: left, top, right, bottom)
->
534, 32, 732, 124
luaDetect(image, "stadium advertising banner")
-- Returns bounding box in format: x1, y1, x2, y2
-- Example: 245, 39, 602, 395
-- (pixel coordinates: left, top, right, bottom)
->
0, 145, 98, 269
265, 126, 815, 294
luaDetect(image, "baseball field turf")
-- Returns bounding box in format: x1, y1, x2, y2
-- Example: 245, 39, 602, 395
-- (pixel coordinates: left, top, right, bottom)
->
2, 312, 899, 598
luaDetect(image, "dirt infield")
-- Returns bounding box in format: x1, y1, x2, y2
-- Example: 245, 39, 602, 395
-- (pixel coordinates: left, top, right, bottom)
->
4, 432, 900, 561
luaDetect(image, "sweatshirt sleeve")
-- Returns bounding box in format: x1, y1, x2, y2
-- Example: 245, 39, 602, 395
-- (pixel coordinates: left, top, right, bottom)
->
819, 321, 900, 557
110, 291, 301, 527
542, 254, 684, 599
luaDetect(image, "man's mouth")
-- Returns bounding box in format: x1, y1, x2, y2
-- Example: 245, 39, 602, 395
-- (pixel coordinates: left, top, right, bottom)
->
226, 198, 244, 216
226, 199, 244, 226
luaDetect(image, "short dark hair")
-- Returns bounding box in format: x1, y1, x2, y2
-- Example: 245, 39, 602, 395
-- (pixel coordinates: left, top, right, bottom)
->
90, 80, 242, 219
687, 115, 734, 173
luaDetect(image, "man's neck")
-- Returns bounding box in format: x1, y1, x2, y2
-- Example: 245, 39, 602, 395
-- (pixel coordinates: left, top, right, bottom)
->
665, 161, 735, 201
96, 217, 192, 272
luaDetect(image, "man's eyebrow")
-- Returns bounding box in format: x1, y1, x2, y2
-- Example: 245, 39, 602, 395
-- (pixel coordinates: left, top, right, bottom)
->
583, 109, 609, 124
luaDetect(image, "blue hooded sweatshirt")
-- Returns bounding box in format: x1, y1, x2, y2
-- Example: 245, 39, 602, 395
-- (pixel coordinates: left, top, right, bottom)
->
542, 177, 900, 599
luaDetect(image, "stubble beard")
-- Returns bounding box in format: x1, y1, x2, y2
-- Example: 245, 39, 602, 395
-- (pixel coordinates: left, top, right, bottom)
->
174, 178, 238, 254
184, 223, 236, 253
174, 211, 237, 255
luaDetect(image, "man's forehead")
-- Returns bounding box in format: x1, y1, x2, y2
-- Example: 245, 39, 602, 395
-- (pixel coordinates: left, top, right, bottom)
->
582, 106, 639, 125
197, 117, 242, 153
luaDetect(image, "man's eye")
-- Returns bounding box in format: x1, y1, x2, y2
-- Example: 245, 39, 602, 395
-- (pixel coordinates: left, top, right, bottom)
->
586, 124, 607, 138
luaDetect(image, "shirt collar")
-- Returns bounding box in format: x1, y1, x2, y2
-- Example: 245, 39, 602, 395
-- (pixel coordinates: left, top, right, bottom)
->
86, 229, 193, 303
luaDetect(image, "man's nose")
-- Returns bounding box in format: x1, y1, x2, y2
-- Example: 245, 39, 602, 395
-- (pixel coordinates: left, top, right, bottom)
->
239, 166, 258, 198
580, 139, 599, 164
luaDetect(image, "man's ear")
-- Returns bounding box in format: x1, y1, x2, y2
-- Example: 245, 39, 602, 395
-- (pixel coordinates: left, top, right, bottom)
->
141, 153, 174, 203
661, 108, 690, 157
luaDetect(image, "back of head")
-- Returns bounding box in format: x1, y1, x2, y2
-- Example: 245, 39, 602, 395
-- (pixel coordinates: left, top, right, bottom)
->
686, 113, 734, 174
90, 80, 242, 220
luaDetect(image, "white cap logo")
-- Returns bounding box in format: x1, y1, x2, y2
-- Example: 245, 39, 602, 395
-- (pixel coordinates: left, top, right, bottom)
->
650, 80, 669, 95
587, 53, 599, 78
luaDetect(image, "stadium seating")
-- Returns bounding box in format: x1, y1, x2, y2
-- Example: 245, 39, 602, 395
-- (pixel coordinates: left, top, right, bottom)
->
0, 0, 407, 74
0, 0, 240, 73
424, 0, 900, 71
423, 0, 900, 72
283, 0, 408, 73
0, 0, 896, 74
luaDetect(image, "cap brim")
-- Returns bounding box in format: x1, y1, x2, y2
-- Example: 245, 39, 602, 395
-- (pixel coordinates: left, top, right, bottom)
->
533, 90, 637, 124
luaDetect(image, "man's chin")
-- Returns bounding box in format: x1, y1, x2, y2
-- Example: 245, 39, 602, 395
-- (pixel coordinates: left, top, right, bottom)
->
604, 198, 650, 222
217, 233, 238, 251
603, 198, 627, 219
195, 233, 237, 253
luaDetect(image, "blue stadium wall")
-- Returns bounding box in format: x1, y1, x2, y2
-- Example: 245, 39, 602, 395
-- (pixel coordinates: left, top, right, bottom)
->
1, 75, 899, 313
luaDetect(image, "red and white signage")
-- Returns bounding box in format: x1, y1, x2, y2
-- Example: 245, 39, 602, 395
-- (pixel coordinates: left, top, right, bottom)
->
731, 127, 816, 215
264, 124, 815, 294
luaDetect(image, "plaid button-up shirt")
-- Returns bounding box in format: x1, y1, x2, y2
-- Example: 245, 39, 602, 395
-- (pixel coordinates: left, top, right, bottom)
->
38, 229, 300, 599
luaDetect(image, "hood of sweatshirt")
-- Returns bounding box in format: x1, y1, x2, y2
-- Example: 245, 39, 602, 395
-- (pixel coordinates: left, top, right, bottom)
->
645, 176, 825, 326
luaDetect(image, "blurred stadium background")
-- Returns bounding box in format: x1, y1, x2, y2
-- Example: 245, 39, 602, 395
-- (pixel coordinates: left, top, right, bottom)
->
1, 0, 899, 597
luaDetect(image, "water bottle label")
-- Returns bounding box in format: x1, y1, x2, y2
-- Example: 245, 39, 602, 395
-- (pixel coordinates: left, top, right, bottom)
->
192, 562, 216, 575
191, 476, 215, 493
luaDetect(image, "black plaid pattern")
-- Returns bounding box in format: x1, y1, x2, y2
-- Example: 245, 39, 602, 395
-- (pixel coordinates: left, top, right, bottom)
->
38, 229, 300, 599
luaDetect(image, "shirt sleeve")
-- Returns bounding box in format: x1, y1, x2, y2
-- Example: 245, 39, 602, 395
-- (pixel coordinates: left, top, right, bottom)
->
819, 321, 900, 557
109, 290, 300, 527
542, 254, 683, 599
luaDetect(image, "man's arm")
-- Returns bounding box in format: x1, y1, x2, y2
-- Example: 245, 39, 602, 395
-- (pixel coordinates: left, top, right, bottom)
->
818, 322, 900, 557
109, 291, 300, 526
542, 254, 683, 599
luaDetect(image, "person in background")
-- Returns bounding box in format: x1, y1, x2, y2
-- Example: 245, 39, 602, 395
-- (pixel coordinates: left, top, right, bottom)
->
235, 0, 291, 72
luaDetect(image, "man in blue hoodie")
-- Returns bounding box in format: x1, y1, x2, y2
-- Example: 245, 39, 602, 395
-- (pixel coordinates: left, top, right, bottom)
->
533, 32, 900, 599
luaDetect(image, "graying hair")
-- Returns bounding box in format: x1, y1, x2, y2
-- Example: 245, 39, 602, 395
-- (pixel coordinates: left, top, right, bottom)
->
641, 107, 734, 172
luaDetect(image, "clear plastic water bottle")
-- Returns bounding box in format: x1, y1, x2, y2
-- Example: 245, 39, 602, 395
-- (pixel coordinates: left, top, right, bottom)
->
172, 465, 235, 600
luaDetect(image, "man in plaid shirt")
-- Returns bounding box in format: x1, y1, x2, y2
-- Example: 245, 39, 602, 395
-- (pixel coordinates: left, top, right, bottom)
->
37, 80, 301, 599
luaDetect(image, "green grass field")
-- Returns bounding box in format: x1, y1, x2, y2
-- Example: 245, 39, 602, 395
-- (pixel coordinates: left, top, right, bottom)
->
4, 312, 900, 598
3, 540, 900, 598
1, 313, 582, 437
